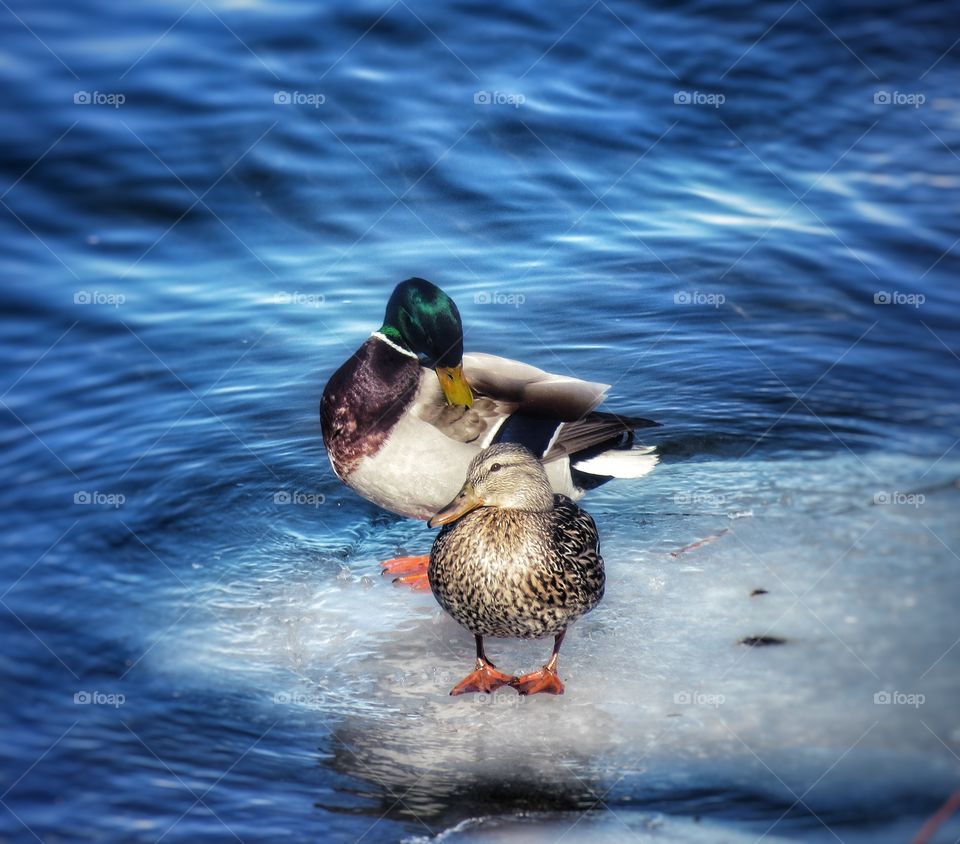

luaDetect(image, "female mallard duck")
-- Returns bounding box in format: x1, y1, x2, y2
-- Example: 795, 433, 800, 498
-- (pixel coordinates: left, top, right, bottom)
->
428, 443, 604, 696
320, 277, 656, 585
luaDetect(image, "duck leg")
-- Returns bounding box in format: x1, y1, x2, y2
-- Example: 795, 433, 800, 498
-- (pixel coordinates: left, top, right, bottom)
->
511, 630, 567, 696
380, 554, 430, 591
450, 635, 515, 695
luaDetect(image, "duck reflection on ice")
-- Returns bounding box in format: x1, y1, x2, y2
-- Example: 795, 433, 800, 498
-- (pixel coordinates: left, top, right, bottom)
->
320, 716, 612, 824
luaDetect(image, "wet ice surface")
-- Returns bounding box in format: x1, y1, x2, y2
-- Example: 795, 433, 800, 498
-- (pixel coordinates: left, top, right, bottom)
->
144, 452, 960, 841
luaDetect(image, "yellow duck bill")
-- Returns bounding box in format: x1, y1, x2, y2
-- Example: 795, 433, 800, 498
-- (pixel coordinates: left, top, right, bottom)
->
435, 364, 473, 407
428, 483, 484, 527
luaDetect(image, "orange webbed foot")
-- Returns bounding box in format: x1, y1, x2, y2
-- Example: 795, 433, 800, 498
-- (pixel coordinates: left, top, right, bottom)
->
450, 659, 516, 695
510, 665, 565, 696
380, 554, 429, 577
381, 555, 430, 590
392, 571, 431, 591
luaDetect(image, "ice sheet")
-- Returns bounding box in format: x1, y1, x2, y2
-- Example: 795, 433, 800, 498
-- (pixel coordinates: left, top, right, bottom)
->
145, 452, 960, 839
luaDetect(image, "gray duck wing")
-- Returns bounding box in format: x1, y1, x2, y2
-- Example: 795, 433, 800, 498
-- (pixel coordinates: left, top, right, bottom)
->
412, 352, 609, 447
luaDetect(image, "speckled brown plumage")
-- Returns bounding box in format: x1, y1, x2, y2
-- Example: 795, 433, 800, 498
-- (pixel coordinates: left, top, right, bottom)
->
426, 443, 606, 695
429, 492, 604, 639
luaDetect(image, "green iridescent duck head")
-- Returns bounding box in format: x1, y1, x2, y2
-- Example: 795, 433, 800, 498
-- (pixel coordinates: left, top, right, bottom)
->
380, 277, 473, 407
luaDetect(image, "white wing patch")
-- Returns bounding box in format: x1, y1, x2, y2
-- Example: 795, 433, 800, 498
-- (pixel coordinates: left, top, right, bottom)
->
573, 445, 659, 479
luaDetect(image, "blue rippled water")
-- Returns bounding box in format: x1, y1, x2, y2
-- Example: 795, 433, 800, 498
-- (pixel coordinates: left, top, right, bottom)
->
2, 1, 959, 841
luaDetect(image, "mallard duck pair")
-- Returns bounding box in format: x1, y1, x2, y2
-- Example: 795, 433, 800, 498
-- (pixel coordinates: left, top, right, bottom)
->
428, 443, 604, 695
320, 277, 659, 588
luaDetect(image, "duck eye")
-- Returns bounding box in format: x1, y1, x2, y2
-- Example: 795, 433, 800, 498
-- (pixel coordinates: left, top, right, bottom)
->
489, 462, 502, 473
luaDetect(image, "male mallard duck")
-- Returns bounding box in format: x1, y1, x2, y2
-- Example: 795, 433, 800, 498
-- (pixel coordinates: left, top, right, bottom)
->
320, 277, 657, 585
428, 443, 604, 696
